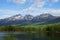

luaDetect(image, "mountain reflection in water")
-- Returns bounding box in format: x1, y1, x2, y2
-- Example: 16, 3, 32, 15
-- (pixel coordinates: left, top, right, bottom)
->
0, 32, 60, 40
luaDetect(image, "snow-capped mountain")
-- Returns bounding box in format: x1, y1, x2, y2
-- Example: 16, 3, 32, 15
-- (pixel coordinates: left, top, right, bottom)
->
32, 13, 55, 22
0, 13, 60, 26
39, 13, 54, 18
6, 14, 23, 21
23, 14, 33, 21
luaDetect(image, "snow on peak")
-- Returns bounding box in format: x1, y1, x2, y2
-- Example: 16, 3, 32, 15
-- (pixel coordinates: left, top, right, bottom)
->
40, 13, 53, 18
7, 14, 23, 21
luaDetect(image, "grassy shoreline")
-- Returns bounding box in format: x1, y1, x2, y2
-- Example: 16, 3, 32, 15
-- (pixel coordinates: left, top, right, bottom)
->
0, 23, 60, 32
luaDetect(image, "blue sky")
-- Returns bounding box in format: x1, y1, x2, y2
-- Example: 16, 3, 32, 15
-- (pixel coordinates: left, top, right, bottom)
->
0, 0, 60, 19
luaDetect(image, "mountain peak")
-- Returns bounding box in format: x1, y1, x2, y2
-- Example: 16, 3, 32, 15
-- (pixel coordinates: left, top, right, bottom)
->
24, 14, 33, 20
0, 13, 60, 26
40, 13, 53, 18
7, 14, 23, 21
13, 14, 21, 17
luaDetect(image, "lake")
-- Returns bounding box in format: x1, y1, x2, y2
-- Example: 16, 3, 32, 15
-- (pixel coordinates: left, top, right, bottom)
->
0, 32, 60, 40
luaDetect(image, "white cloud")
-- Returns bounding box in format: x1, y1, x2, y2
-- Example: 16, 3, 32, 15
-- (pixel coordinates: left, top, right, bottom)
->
19, 0, 46, 15
18, 0, 60, 16
0, 0, 60, 19
0, 9, 20, 19
49, 9, 60, 16
24, 7, 36, 13
39, 9, 60, 16
7, 0, 26, 4
52, 0, 59, 3
31, 0, 46, 8
21, 6, 60, 16
34, 0, 45, 8
0, 9, 60, 19
0, 15, 10, 19
0, 9, 20, 15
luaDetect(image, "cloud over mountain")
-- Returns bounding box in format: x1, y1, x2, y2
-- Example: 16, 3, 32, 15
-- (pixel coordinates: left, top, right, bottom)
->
7, 0, 26, 4
0, 0, 60, 19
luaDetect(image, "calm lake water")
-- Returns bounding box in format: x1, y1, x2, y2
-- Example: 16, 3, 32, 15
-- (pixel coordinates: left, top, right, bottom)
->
0, 32, 60, 40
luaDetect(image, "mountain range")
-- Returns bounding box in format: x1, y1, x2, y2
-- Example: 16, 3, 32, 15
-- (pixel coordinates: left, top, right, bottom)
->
0, 13, 60, 26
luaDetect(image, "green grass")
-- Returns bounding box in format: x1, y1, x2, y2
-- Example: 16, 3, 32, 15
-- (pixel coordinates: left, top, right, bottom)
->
0, 23, 60, 32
